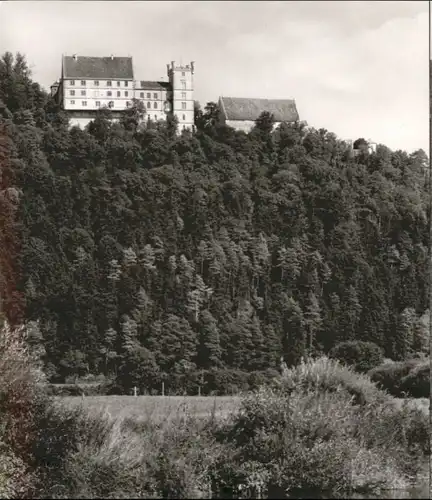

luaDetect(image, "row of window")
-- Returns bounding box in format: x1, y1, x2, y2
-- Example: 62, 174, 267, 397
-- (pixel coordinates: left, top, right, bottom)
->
68, 79, 188, 92
69, 80, 129, 87
70, 90, 132, 97
69, 100, 188, 121
138, 92, 159, 99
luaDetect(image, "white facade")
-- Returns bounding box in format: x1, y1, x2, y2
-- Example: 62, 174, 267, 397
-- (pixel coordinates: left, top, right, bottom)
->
56, 56, 195, 133
134, 82, 170, 122
63, 78, 134, 112
167, 61, 195, 132
224, 119, 283, 133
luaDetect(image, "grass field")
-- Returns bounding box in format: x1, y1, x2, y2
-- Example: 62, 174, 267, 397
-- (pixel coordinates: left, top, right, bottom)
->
56, 394, 429, 425
56, 395, 242, 423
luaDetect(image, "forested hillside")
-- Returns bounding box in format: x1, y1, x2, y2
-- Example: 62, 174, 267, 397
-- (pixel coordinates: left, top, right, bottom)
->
0, 52, 429, 393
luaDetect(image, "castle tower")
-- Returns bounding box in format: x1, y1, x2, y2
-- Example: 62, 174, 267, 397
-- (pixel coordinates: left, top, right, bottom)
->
167, 61, 195, 132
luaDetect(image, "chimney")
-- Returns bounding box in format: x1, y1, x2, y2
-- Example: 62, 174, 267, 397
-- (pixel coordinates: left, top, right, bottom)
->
72, 54, 77, 61
111, 54, 114, 60
191, 61, 195, 74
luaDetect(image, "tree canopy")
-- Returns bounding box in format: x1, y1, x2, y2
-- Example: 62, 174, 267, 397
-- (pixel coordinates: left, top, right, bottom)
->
0, 52, 429, 393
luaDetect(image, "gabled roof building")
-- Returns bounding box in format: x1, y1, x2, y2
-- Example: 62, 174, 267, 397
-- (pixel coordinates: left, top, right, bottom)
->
52, 55, 195, 131
218, 96, 300, 132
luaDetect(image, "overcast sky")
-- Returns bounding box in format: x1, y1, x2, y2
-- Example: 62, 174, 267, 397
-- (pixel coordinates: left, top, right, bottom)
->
0, 0, 429, 153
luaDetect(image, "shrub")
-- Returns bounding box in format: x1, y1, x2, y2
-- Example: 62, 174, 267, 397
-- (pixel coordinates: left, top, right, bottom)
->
211, 384, 407, 498
329, 341, 384, 373
0, 320, 49, 496
278, 356, 390, 405
400, 361, 430, 398
369, 358, 430, 398
209, 357, 427, 498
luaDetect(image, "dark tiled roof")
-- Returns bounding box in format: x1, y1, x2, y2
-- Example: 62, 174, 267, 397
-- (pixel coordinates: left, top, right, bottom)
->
63, 56, 134, 79
219, 96, 299, 122
136, 81, 171, 90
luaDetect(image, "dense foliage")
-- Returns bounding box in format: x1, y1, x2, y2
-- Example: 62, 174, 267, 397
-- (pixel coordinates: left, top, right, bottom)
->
328, 340, 384, 373
0, 52, 430, 393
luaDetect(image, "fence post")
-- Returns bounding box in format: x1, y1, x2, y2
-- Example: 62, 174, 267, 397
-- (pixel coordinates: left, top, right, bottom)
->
162, 381, 165, 397
198, 385, 201, 397
134, 386, 137, 397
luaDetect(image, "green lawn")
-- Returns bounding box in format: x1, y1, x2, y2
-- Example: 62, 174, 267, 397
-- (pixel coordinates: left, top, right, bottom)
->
56, 395, 242, 422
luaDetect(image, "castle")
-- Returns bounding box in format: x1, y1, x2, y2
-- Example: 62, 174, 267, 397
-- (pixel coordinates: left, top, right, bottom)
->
51, 55, 195, 130
51, 54, 301, 133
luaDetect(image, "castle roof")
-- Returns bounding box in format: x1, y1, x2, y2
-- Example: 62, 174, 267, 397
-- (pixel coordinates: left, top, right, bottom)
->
62, 55, 134, 80
219, 96, 299, 122
136, 81, 171, 90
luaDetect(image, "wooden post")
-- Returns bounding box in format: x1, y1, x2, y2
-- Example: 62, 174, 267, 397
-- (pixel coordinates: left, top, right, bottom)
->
198, 385, 201, 397
133, 386, 137, 397
162, 381, 165, 397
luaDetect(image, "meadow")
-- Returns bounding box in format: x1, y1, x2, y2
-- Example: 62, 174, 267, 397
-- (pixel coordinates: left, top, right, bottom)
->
57, 393, 429, 423
56, 394, 242, 423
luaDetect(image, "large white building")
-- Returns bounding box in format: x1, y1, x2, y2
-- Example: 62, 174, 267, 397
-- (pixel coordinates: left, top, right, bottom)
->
51, 55, 195, 131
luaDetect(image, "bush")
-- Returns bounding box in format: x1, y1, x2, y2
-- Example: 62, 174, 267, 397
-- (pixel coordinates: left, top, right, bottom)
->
0, 321, 49, 496
329, 341, 384, 373
33, 401, 225, 499
278, 356, 390, 405
369, 358, 429, 398
211, 385, 408, 497
208, 357, 428, 498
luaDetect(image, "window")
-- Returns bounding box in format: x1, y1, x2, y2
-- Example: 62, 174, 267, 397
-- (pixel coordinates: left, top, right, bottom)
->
96, 101, 101, 107
154, 115, 157, 120
81, 80, 86, 86
140, 92, 144, 98
125, 81, 128, 87
126, 101, 130, 108
181, 81, 186, 89
181, 92, 186, 100
182, 72, 185, 76
181, 102, 186, 110
70, 80, 75, 85
153, 101, 157, 109
125, 91, 128, 97
153, 93, 158, 99
82, 101, 87, 106
117, 91, 121, 97
107, 91, 112, 97
182, 114, 186, 121
94, 80, 99, 86
70, 90, 75, 96
81, 90, 86, 96
107, 81, 112, 86
117, 81, 121, 87
147, 102, 151, 109
70, 100, 75, 105
108, 101, 114, 108
147, 92, 151, 99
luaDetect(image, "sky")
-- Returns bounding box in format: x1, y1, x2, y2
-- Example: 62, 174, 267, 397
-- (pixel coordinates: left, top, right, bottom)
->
0, 0, 429, 153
